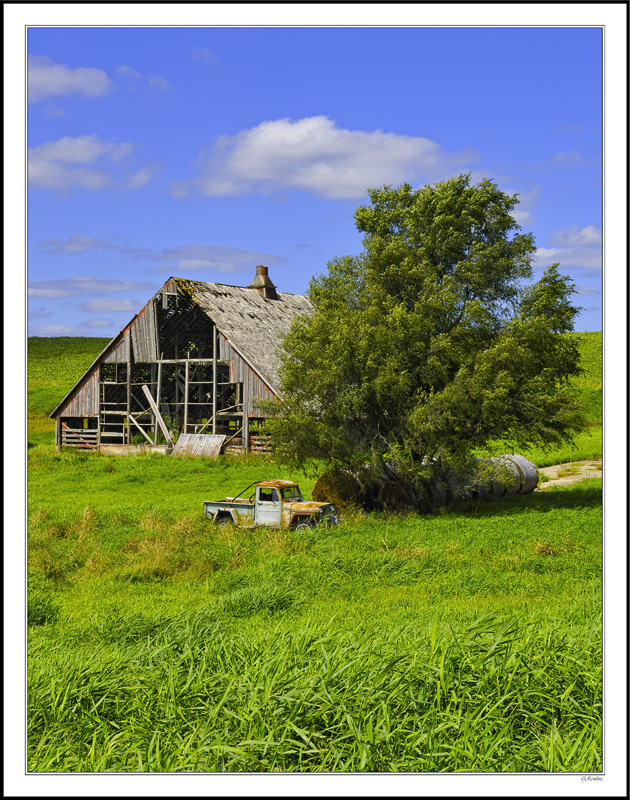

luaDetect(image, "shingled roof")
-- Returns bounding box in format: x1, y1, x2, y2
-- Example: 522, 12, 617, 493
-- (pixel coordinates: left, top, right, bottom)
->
175, 277, 313, 393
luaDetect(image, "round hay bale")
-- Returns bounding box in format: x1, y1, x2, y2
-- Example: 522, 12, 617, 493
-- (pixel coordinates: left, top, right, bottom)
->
312, 468, 364, 508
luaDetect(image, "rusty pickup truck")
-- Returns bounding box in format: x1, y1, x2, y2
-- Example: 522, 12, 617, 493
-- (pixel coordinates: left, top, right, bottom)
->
203, 480, 337, 530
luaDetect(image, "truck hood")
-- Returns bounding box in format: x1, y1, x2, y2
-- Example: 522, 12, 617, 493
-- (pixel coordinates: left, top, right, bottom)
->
289, 501, 333, 513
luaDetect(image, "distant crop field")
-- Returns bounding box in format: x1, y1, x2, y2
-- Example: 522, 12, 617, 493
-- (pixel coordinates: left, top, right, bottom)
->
26, 332, 603, 773
568, 331, 602, 388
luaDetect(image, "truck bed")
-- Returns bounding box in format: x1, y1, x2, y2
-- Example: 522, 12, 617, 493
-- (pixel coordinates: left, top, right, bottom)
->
203, 499, 255, 525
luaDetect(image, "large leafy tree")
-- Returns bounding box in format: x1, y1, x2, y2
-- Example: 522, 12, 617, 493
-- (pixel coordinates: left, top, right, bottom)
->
266, 175, 583, 490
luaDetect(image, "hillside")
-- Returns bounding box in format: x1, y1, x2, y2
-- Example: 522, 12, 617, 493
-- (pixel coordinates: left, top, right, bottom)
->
28, 337, 110, 442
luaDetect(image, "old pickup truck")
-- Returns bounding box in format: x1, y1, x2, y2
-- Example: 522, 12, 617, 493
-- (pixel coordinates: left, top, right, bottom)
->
203, 480, 337, 530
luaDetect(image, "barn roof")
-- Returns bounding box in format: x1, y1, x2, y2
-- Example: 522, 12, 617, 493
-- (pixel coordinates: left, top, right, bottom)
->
50, 274, 312, 418
175, 277, 313, 392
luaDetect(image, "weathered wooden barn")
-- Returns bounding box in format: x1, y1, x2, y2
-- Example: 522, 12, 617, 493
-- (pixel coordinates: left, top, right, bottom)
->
49, 267, 312, 453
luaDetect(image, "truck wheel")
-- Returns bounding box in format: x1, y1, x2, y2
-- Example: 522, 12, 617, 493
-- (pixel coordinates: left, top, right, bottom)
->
294, 520, 313, 533
217, 515, 234, 526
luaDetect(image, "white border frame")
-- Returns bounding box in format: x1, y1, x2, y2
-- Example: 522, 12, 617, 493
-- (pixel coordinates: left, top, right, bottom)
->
5, 4, 627, 797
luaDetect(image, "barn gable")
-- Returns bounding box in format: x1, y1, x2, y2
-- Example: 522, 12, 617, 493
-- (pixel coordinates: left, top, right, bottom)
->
50, 268, 312, 452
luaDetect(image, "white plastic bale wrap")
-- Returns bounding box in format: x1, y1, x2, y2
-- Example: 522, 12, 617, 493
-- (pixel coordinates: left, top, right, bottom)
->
503, 453, 539, 494
425, 453, 538, 507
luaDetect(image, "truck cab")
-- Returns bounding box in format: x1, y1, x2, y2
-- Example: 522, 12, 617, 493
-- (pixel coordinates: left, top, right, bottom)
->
203, 480, 337, 530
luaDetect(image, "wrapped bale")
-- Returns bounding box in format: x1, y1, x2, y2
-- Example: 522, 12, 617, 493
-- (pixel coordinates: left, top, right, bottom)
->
486, 456, 522, 496
378, 479, 415, 512
503, 453, 539, 494
479, 454, 538, 497
312, 467, 364, 508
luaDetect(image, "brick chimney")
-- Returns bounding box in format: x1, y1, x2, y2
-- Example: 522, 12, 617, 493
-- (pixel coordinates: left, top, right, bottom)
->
248, 265, 278, 300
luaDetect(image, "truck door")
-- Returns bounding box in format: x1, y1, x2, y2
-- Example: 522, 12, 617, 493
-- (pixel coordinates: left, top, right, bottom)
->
256, 486, 282, 527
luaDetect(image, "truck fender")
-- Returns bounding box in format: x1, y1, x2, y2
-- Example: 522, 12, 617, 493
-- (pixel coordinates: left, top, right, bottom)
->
290, 513, 315, 530
214, 509, 237, 525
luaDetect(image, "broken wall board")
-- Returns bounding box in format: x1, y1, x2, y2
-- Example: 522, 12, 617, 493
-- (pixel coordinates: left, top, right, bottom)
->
172, 433, 226, 459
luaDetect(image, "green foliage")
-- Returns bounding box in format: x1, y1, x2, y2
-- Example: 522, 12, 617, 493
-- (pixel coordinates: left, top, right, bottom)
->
568, 332, 602, 425
26, 330, 601, 464
267, 176, 584, 488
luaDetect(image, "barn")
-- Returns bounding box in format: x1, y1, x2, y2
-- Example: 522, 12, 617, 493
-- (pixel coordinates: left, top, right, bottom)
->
49, 266, 312, 453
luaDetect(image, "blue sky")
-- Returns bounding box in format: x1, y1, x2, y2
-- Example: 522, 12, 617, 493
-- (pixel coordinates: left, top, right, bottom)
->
27, 25, 603, 335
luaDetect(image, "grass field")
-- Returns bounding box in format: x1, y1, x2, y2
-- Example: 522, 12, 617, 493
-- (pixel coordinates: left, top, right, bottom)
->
26, 332, 603, 773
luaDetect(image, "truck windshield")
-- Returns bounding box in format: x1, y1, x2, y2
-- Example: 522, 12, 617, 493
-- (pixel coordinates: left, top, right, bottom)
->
281, 486, 303, 500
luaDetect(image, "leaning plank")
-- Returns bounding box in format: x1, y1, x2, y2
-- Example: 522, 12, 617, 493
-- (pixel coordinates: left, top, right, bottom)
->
128, 414, 154, 445
141, 384, 174, 447
172, 433, 226, 459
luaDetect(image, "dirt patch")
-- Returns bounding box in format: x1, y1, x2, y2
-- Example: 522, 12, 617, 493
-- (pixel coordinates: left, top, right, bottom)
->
537, 460, 602, 489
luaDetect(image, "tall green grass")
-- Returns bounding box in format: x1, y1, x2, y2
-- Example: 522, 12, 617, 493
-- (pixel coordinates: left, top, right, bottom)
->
28, 453, 602, 772
29, 609, 601, 772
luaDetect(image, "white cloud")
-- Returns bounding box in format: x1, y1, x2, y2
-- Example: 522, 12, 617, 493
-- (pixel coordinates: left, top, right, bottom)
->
534, 224, 602, 274
174, 116, 478, 199
79, 298, 140, 313
28, 306, 53, 319
42, 103, 66, 118
148, 75, 172, 91
192, 46, 218, 65
29, 136, 131, 165
29, 323, 91, 336
555, 123, 584, 132
28, 55, 111, 103
40, 235, 108, 253
117, 65, 142, 81
533, 245, 602, 272
126, 164, 161, 190
36, 235, 284, 272
117, 65, 172, 92
29, 287, 77, 299
550, 151, 585, 168
547, 225, 602, 246
151, 243, 288, 274
503, 186, 541, 227
575, 285, 601, 296
29, 319, 115, 336
28, 134, 134, 192
28, 276, 154, 299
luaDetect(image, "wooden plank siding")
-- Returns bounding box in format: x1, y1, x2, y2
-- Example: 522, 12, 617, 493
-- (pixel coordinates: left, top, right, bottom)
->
102, 330, 131, 364
130, 301, 159, 363
55, 369, 100, 418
